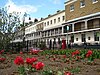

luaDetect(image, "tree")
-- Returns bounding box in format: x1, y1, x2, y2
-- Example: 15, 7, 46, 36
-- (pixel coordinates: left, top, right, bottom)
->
0, 8, 20, 50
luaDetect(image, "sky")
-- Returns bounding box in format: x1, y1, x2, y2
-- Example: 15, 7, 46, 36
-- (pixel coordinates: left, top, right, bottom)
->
0, 0, 67, 21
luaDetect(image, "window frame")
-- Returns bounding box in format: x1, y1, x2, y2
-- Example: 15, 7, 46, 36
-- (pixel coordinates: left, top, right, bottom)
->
58, 17, 60, 22
92, 0, 98, 4
80, 0, 85, 8
54, 19, 56, 24
62, 16, 65, 21
70, 4, 74, 12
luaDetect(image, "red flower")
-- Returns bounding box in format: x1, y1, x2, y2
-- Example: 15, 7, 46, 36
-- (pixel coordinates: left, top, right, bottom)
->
0, 58, 6, 62
26, 57, 37, 65
14, 56, 24, 65
63, 55, 67, 58
1, 50, 4, 53
86, 50, 93, 58
72, 52, 76, 57
35, 62, 44, 70
31, 57, 37, 62
0, 50, 4, 54
87, 50, 92, 55
26, 58, 33, 65
72, 50, 80, 57
75, 50, 80, 55
64, 72, 71, 75
32, 64, 36, 68
20, 51, 23, 54
76, 56, 81, 60
33, 50, 40, 54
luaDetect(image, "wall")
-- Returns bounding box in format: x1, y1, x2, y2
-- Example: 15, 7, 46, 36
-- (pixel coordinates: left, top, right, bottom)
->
65, 0, 100, 21
43, 10, 65, 30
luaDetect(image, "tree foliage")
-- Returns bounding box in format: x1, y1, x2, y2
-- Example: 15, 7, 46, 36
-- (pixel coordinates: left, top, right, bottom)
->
0, 8, 20, 50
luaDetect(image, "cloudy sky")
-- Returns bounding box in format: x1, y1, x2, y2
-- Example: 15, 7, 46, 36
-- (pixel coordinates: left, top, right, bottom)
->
0, 0, 67, 20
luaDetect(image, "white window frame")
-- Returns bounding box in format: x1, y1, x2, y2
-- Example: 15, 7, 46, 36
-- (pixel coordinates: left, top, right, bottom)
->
80, 0, 85, 8
92, 0, 98, 4
70, 5, 74, 12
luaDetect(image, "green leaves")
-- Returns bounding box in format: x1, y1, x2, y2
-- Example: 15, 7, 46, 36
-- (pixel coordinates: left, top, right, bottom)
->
42, 70, 53, 75
18, 66, 26, 75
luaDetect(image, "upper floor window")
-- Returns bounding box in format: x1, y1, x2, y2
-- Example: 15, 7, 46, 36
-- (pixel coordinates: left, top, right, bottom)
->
80, 0, 85, 8
92, 0, 98, 4
54, 19, 56, 24
50, 20, 52, 24
62, 16, 65, 21
58, 17, 60, 22
44, 22, 46, 26
70, 4, 74, 12
47, 21, 49, 25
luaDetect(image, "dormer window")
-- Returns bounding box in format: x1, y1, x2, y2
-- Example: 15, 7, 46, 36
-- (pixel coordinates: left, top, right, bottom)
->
70, 5, 74, 12
80, 0, 85, 8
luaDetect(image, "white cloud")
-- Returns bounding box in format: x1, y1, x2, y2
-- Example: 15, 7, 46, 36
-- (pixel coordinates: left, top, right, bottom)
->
4, 0, 38, 23
50, 0, 61, 4
5, 0, 38, 15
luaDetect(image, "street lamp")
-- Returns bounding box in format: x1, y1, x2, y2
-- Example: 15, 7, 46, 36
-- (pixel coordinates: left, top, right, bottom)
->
66, 25, 69, 49
22, 12, 31, 52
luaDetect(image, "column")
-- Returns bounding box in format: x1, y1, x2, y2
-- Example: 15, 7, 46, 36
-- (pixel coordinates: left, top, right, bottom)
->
62, 25, 64, 34
58, 28, 60, 34
50, 30, 51, 36
72, 23, 74, 32
47, 31, 48, 37
54, 29, 55, 35
40, 32, 42, 37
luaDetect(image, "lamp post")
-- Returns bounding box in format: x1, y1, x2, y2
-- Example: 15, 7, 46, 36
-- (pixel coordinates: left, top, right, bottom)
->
22, 12, 31, 52
66, 25, 69, 49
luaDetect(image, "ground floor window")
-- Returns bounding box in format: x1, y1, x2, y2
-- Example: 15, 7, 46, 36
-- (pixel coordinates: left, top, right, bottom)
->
94, 32, 99, 41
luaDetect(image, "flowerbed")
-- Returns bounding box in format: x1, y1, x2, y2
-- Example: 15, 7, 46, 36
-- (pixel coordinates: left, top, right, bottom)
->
0, 49, 100, 75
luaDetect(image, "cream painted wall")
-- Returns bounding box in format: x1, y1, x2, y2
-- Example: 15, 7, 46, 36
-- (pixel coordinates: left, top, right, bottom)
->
72, 31, 100, 45
43, 11, 65, 30
25, 24, 36, 35
86, 32, 94, 43
74, 33, 82, 45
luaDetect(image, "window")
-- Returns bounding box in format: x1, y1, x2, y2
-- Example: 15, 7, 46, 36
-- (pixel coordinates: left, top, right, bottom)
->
50, 20, 52, 24
47, 21, 49, 25
80, 0, 85, 7
92, 0, 98, 3
70, 5, 74, 11
54, 19, 56, 24
62, 16, 65, 21
88, 37, 91, 40
76, 38, 78, 41
58, 17, 60, 22
45, 22, 46, 26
